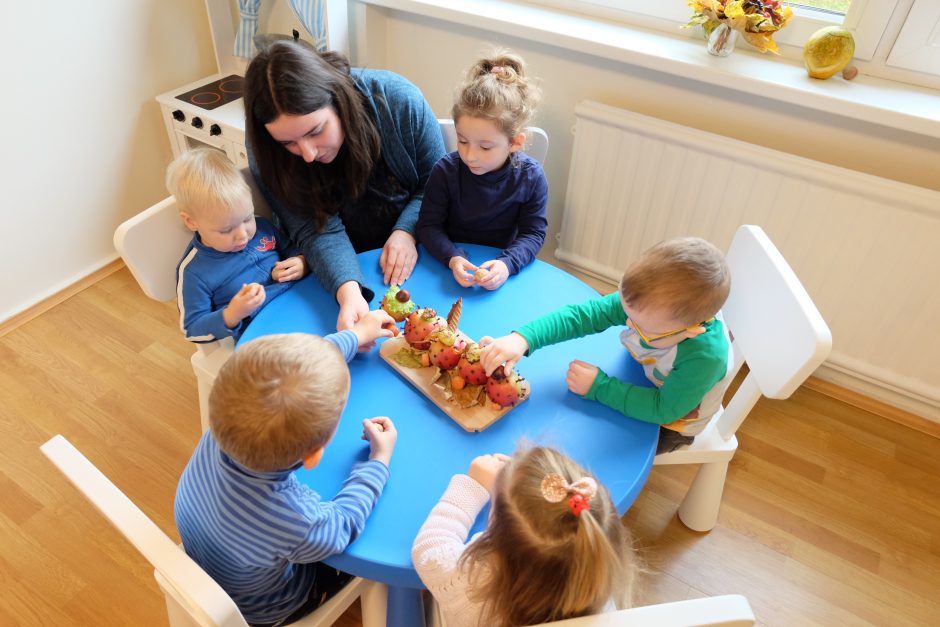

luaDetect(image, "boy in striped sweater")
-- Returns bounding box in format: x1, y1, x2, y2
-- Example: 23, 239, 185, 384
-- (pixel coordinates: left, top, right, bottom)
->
175, 321, 397, 626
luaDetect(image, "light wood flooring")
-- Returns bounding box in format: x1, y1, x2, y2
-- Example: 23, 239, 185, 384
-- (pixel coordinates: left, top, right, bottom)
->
1, 268, 938, 626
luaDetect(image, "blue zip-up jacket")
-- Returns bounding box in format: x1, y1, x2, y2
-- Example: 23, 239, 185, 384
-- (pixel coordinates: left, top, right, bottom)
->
176, 217, 298, 342
174, 331, 390, 625
249, 68, 446, 303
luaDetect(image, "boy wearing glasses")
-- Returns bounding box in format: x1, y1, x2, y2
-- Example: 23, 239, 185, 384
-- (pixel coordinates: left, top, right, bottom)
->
480, 237, 731, 454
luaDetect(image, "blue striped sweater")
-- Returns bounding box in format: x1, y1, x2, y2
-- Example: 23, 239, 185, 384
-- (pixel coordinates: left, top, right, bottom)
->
174, 331, 389, 624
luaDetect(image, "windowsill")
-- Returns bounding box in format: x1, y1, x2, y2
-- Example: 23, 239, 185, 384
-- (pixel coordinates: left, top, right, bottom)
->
359, 0, 940, 140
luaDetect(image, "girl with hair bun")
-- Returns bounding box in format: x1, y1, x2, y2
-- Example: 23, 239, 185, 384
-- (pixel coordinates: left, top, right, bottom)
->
412, 446, 637, 627
417, 50, 549, 290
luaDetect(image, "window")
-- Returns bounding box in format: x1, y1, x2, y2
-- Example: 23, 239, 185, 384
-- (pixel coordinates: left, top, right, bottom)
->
540, 0, 940, 86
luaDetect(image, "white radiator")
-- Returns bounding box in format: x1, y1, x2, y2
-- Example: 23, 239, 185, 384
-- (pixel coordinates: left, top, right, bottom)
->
556, 100, 940, 422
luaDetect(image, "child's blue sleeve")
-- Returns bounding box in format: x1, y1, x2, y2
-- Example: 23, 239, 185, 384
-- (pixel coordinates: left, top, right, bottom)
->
416, 159, 466, 265
323, 330, 359, 362
177, 264, 239, 342
289, 459, 390, 563
495, 164, 548, 275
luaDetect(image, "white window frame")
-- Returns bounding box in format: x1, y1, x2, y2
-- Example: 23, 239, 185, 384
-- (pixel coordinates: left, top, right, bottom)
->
533, 0, 937, 87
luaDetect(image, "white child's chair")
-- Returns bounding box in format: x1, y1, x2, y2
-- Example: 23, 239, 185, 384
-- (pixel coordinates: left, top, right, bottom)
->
427, 594, 754, 627
653, 224, 832, 531
114, 177, 269, 432
438, 118, 550, 164
40, 434, 387, 627
534, 594, 755, 626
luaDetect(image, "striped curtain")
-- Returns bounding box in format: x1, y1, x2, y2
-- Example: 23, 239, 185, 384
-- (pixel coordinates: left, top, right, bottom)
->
234, 0, 261, 59
288, 0, 329, 51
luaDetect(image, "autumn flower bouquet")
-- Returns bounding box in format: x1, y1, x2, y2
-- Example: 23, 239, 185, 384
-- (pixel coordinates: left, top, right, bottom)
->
685, 0, 793, 54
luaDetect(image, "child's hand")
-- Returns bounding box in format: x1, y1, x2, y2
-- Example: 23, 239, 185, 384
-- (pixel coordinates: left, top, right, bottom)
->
223, 283, 266, 328
468, 453, 511, 494
351, 309, 396, 351
361, 416, 397, 466
479, 332, 529, 377
474, 260, 509, 290
448, 256, 479, 288
272, 255, 307, 282
566, 359, 599, 396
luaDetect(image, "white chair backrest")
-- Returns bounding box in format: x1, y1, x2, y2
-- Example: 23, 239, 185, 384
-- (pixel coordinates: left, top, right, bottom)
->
533, 594, 755, 626
41, 435, 248, 627
114, 196, 191, 303
438, 118, 550, 165
715, 225, 831, 440
723, 225, 832, 398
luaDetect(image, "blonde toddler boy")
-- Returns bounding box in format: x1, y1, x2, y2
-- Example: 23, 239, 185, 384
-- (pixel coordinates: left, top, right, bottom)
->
481, 237, 732, 454
175, 311, 397, 626
168, 148, 306, 342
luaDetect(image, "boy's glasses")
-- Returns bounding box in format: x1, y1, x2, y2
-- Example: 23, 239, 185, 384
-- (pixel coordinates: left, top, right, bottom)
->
627, 319, 704, 344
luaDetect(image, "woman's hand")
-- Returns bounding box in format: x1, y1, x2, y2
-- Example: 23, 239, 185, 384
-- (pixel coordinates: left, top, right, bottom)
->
336, 282, 372, 350
448, 256, 478, 288
380, 230, 418, 286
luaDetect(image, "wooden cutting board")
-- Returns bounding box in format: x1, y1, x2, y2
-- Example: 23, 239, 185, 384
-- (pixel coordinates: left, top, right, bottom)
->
379, 336, 525, 432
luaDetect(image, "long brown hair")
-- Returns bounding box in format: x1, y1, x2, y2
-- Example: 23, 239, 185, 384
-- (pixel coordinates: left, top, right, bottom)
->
459, 446, 636, 626
244, 36, 380, 229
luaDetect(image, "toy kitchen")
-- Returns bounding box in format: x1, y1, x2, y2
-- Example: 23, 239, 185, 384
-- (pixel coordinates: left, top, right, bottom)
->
156, 73, 249, 167
157, 74, 248, 168
154, 0, 343, 168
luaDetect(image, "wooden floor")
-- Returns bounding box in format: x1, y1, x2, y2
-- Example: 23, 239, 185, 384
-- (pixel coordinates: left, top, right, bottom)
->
2, 268, 938, 626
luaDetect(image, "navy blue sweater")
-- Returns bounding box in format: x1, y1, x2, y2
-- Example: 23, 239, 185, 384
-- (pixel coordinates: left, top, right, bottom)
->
417, 151, 548, 275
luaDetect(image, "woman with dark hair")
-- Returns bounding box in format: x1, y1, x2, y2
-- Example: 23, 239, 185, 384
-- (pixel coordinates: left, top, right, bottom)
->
245, 36, 445, 334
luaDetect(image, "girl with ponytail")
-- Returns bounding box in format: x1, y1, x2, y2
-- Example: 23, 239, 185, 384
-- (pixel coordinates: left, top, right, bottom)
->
413, 446, 637, 627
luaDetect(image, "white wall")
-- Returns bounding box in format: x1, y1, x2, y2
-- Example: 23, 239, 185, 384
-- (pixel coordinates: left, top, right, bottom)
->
0, 0, 218, 323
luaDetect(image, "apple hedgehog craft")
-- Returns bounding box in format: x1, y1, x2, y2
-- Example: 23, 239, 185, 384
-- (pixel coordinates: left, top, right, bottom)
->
380, 285, 416, 322
379, 294, 530, 431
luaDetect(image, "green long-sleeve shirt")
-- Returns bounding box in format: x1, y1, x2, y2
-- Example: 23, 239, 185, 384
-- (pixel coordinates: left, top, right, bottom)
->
516, 292, 730, 433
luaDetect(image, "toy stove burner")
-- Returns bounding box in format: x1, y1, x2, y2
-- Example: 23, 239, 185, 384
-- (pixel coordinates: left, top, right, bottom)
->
175, 75, 244, 111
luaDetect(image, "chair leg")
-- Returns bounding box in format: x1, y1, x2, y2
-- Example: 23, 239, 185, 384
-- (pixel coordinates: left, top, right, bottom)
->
196, 373, 211, 434
360, 582, 388, 627
677, 460, 729, 532
427, 594, 444, 627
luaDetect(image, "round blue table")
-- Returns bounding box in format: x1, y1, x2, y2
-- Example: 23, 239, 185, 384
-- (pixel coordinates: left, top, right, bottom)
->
239, 244, 658, 626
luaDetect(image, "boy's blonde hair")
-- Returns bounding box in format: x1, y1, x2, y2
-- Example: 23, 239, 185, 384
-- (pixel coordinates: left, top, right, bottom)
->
620, 237, 730, 326
209, 333, 350, 472
460, 446, 636, 626
452, 49, 542, 141
165, 148, 251, 218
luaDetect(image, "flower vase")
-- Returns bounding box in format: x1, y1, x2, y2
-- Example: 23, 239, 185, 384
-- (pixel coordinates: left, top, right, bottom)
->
706, 22, 738, 57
